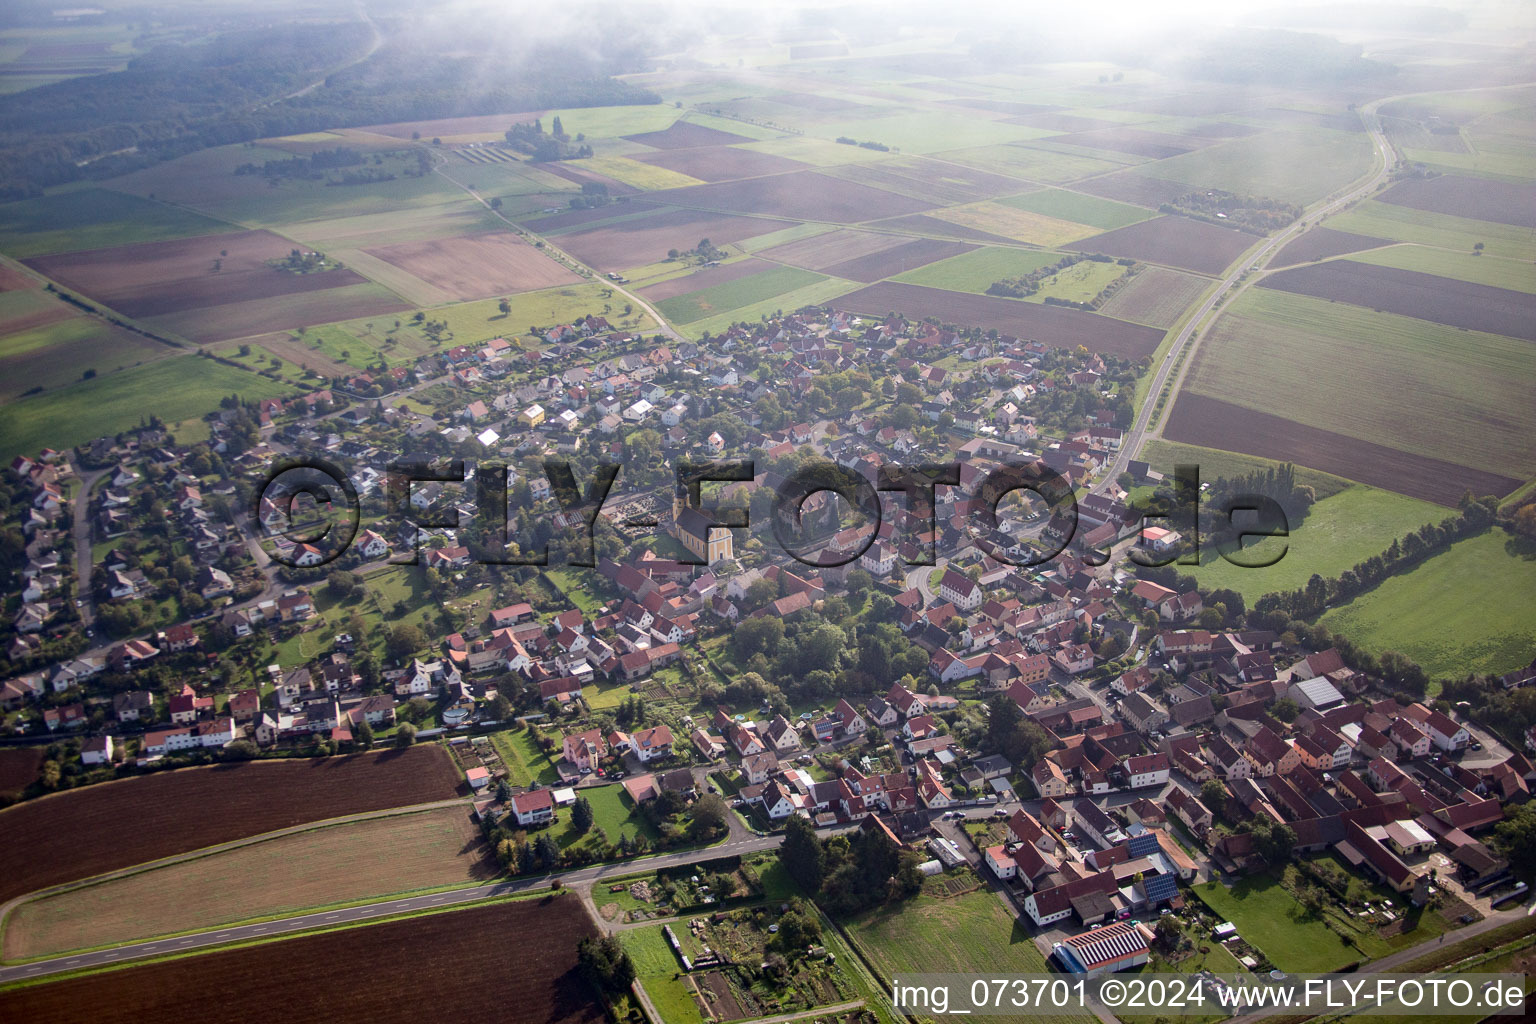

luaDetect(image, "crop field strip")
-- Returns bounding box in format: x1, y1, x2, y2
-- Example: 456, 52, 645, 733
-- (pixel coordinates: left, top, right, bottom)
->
1376, 173, 1536, 229
1182, 288, 1536, 481
4, 805, 496, 961
628, 144, 810, 182
890, 246, 1062, 293
638, 257, 781, 301
1162, 393, 1520, 507
818, 238, 975, 283
0, 896, 605, 1024
1327, 199, 1536, 261
1271, 226, 1392, 265
1097, 266, 1212, 328
1257, 260, 1536, 342
832, 281, 1165, 359
649, 169, 938, 224
554, 206, 798, 272
755, 227, 910, 271
1067, 215, 1253, 275
654, 264, 827, 325
0, 745, 462, 905
361, 231, 582, 301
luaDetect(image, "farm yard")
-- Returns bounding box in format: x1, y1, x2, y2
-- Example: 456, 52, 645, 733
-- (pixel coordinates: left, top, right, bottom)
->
833, 281, 1165, 359
3, 805, 495, 960
0, 745, 462, 904
0, 896, 604, 1024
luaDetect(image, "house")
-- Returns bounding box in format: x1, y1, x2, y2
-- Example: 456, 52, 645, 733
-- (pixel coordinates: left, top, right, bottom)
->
1033, 758, 1071, 798
562, 728, 607, 773
936, 570, 983, 612
1122, 752, 1169, 789
1166, 786, 1213, 835
81, 734, 114, 766
112, 690, 154, 722
742, 751, 780, 785
1244, 727, 1299, 778
632, 724, 675, 762
511, 788, 555, 826
1119, 691, 1168, 736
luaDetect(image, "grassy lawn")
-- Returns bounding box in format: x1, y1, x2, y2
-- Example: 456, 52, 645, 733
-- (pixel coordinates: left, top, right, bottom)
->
620, 924, 704, 1024
0, 313, 172, 401
1179, 484, 1448, 604
559, 782, 659, 851
543, 566, 608, 616
1140, 439, 1352, 499
1191, 872, 1359, 972
1321, 529, 1536, 679
1028, 258, 1129, 303
1186, 287, 1536, 478
490, 727, 562, 788
846, 888, 1091, 1024
892, 246, 1063, 294
0, 354, 296, 461
681, 276, 858, 339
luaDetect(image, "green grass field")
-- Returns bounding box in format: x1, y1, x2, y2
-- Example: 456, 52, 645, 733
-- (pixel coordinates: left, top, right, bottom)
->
1347, 245, 1536, 293
1186, 288, 1536, 477
1180, 484, 1448, 604
655, 265, 826, 325
1328, 200, 1536, 261
1143, 127, 1374, 206
621, 924, 704, 1024
847, 888, 1091, 1024
1141, 440, 1355, 498
1321, 529, 1536, 679
820, 111, 1047, 155
1029, 258, 1129, 303
1001, 188, 1157, 229
1191, 874, 1359, 972
0, 354, 295, 460
0, 314, 172, 400
490, 727, 562, 788
0, 188, 233, 258
892, 246, 1062, 293
559, 783, 659, 852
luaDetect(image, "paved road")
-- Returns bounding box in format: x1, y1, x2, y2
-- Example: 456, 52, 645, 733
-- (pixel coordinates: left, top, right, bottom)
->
1091, 101, 1396, 494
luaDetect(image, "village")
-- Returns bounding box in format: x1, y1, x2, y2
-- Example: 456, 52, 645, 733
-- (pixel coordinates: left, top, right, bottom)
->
1, 302, 1533, 988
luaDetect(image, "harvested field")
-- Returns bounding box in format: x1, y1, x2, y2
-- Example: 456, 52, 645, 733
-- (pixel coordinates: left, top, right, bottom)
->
556, 208, 797, 272
1097, 266, 1211, 328
0, 896, 603, 1024
652, 171, 935, 223
23, 230, 371, 320
364, 232, 581, 301
1272, 226, 1391, 265
5, 806, 495, 959
833, 281, 1164, 358
933, 201, 1096, 247
0, 747, 42, 800
0, 315, 170, 402
143, 282, 409, 344
1042, 127, 1197, 160
766, 91, 869, 112
757, 228, 907, 270
1068, 215, 1252, 275
821, 238, 975, 282
639, 258, 778, 300
0, 745, 462, 904
629, 145, 807, 182
1005, 112, 1122, 133
1260, 260, 1536, 342
1073, 170, 1195, 209
827, 156, 1034, 204
1377, 174, 1536, 229
523, 200, 657, 232
1163, 393, 1519, 506
0, 265, 37, 291
624, 122, 753, 149
359, 111, 543, 139
871, 213, 1018, 245
1001, 189, 1153, 231
0, 288, 75, 335
536, 161, 640, 195
938, 98, 1062, 117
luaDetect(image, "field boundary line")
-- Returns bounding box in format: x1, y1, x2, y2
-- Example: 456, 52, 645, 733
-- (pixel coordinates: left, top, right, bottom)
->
0, 796, 468, 957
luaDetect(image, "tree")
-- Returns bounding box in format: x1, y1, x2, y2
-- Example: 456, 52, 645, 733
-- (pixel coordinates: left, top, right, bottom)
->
781, 814, 826, 893
688, 793, 729, 839
572, 796, 594, 833
498, 297, 511, 315
395, 722, 418, 747
1494, 802, 1536, 880
354, 717, 374, 749
534, 833, 560, 870
326, 569, 358, 599
1271, 697, 1300, 723
577, 935, 635, 991
490, 692, 513, 722
385, 623, 425, 660
1202, 779, 1228, 817
223, 739, 259, 761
